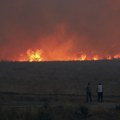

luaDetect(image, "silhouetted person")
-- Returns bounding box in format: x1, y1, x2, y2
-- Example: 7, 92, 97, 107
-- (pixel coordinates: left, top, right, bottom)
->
97, 83, 103, 103
86, 83, 92, 103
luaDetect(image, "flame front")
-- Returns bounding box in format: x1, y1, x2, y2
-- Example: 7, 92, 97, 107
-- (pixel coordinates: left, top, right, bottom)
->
19, 49, 43, 62
18, 49, 120, 62
17, 26, 120, 62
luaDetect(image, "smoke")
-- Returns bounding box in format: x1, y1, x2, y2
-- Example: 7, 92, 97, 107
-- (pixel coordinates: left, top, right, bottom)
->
0, 0, 120, 60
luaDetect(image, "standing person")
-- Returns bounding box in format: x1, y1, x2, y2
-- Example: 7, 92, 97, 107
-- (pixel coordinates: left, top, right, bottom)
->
86, 83, 92, 103
97, 83, 103, 103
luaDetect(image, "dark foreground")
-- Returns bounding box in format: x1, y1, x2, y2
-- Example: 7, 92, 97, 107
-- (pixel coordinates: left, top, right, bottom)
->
0, 91, 120, 120
0, 60, 120, 119
0, 95, 120, 120
0, 60, 120, 96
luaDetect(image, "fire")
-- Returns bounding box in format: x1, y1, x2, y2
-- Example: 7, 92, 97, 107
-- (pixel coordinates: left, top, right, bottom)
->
78, 55, 99, 61
18, 49, 120, 62
19, 49, 43, 62
27, 49, 43, 62
16, 25, 120, 62
114, 54, 120, 59
93, 55, 99, 61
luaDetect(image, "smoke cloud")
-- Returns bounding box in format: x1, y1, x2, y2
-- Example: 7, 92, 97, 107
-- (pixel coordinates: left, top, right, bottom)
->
0, 0, 120, 60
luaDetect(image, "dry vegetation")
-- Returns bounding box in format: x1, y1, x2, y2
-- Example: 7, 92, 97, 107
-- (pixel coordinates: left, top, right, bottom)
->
0, 60, 120, 95
0, 60, 120, 119
0, 104, 120, 120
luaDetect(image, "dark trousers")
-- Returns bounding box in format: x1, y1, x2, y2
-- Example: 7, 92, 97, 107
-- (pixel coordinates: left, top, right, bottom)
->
97, 92, 103, 103
86, 92, 92, 103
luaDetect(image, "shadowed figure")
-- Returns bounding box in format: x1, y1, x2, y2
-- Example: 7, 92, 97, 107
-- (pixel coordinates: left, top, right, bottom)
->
97, 83, 103, 103
86, 83, 92, 103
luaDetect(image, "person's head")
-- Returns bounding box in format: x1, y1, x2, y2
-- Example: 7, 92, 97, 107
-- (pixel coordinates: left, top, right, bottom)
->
99, 83, 101, 85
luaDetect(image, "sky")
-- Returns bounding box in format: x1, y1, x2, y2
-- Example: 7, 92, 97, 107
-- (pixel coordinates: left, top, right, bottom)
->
0, 0, 120, 61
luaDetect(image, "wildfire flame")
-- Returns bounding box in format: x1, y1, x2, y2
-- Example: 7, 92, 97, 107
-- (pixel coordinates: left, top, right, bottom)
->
18, 49, 120, 62
19, 49, 43, 62
15, 25, 120, 62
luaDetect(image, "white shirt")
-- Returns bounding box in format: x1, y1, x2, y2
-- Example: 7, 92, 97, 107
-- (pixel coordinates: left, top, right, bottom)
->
97, 85, 103, 92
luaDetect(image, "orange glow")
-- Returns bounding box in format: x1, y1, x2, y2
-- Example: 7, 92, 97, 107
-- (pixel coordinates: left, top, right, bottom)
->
18, 49, 120, 62
16, 25, 120, 62
106, 55, 112, 60
19, 49, 43, 62
93, 55, 99, 61
79, 54, 87, 61
114, 54, 120, 59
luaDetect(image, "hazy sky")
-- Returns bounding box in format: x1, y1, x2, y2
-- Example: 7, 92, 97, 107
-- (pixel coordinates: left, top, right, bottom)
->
0, 0, 120, 60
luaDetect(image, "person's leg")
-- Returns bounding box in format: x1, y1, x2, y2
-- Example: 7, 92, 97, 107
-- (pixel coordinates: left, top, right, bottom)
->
98, 93, 100, 103
89, 93, 92, 102
101, 92, 103, 103
86, 92, 89, 103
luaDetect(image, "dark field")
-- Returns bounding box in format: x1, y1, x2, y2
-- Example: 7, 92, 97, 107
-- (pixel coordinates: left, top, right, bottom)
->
0, 60, 120, 95
0, 60, 120, 120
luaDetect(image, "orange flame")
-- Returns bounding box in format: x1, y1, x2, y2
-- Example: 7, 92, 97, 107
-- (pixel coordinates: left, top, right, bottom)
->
19, 49, 43, 62
16, 25, 120, 62
18, 48, 120, 62
114, 54, 120, 59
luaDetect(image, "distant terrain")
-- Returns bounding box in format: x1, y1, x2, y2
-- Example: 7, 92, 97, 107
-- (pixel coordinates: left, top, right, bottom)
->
0, 60, 120, 96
